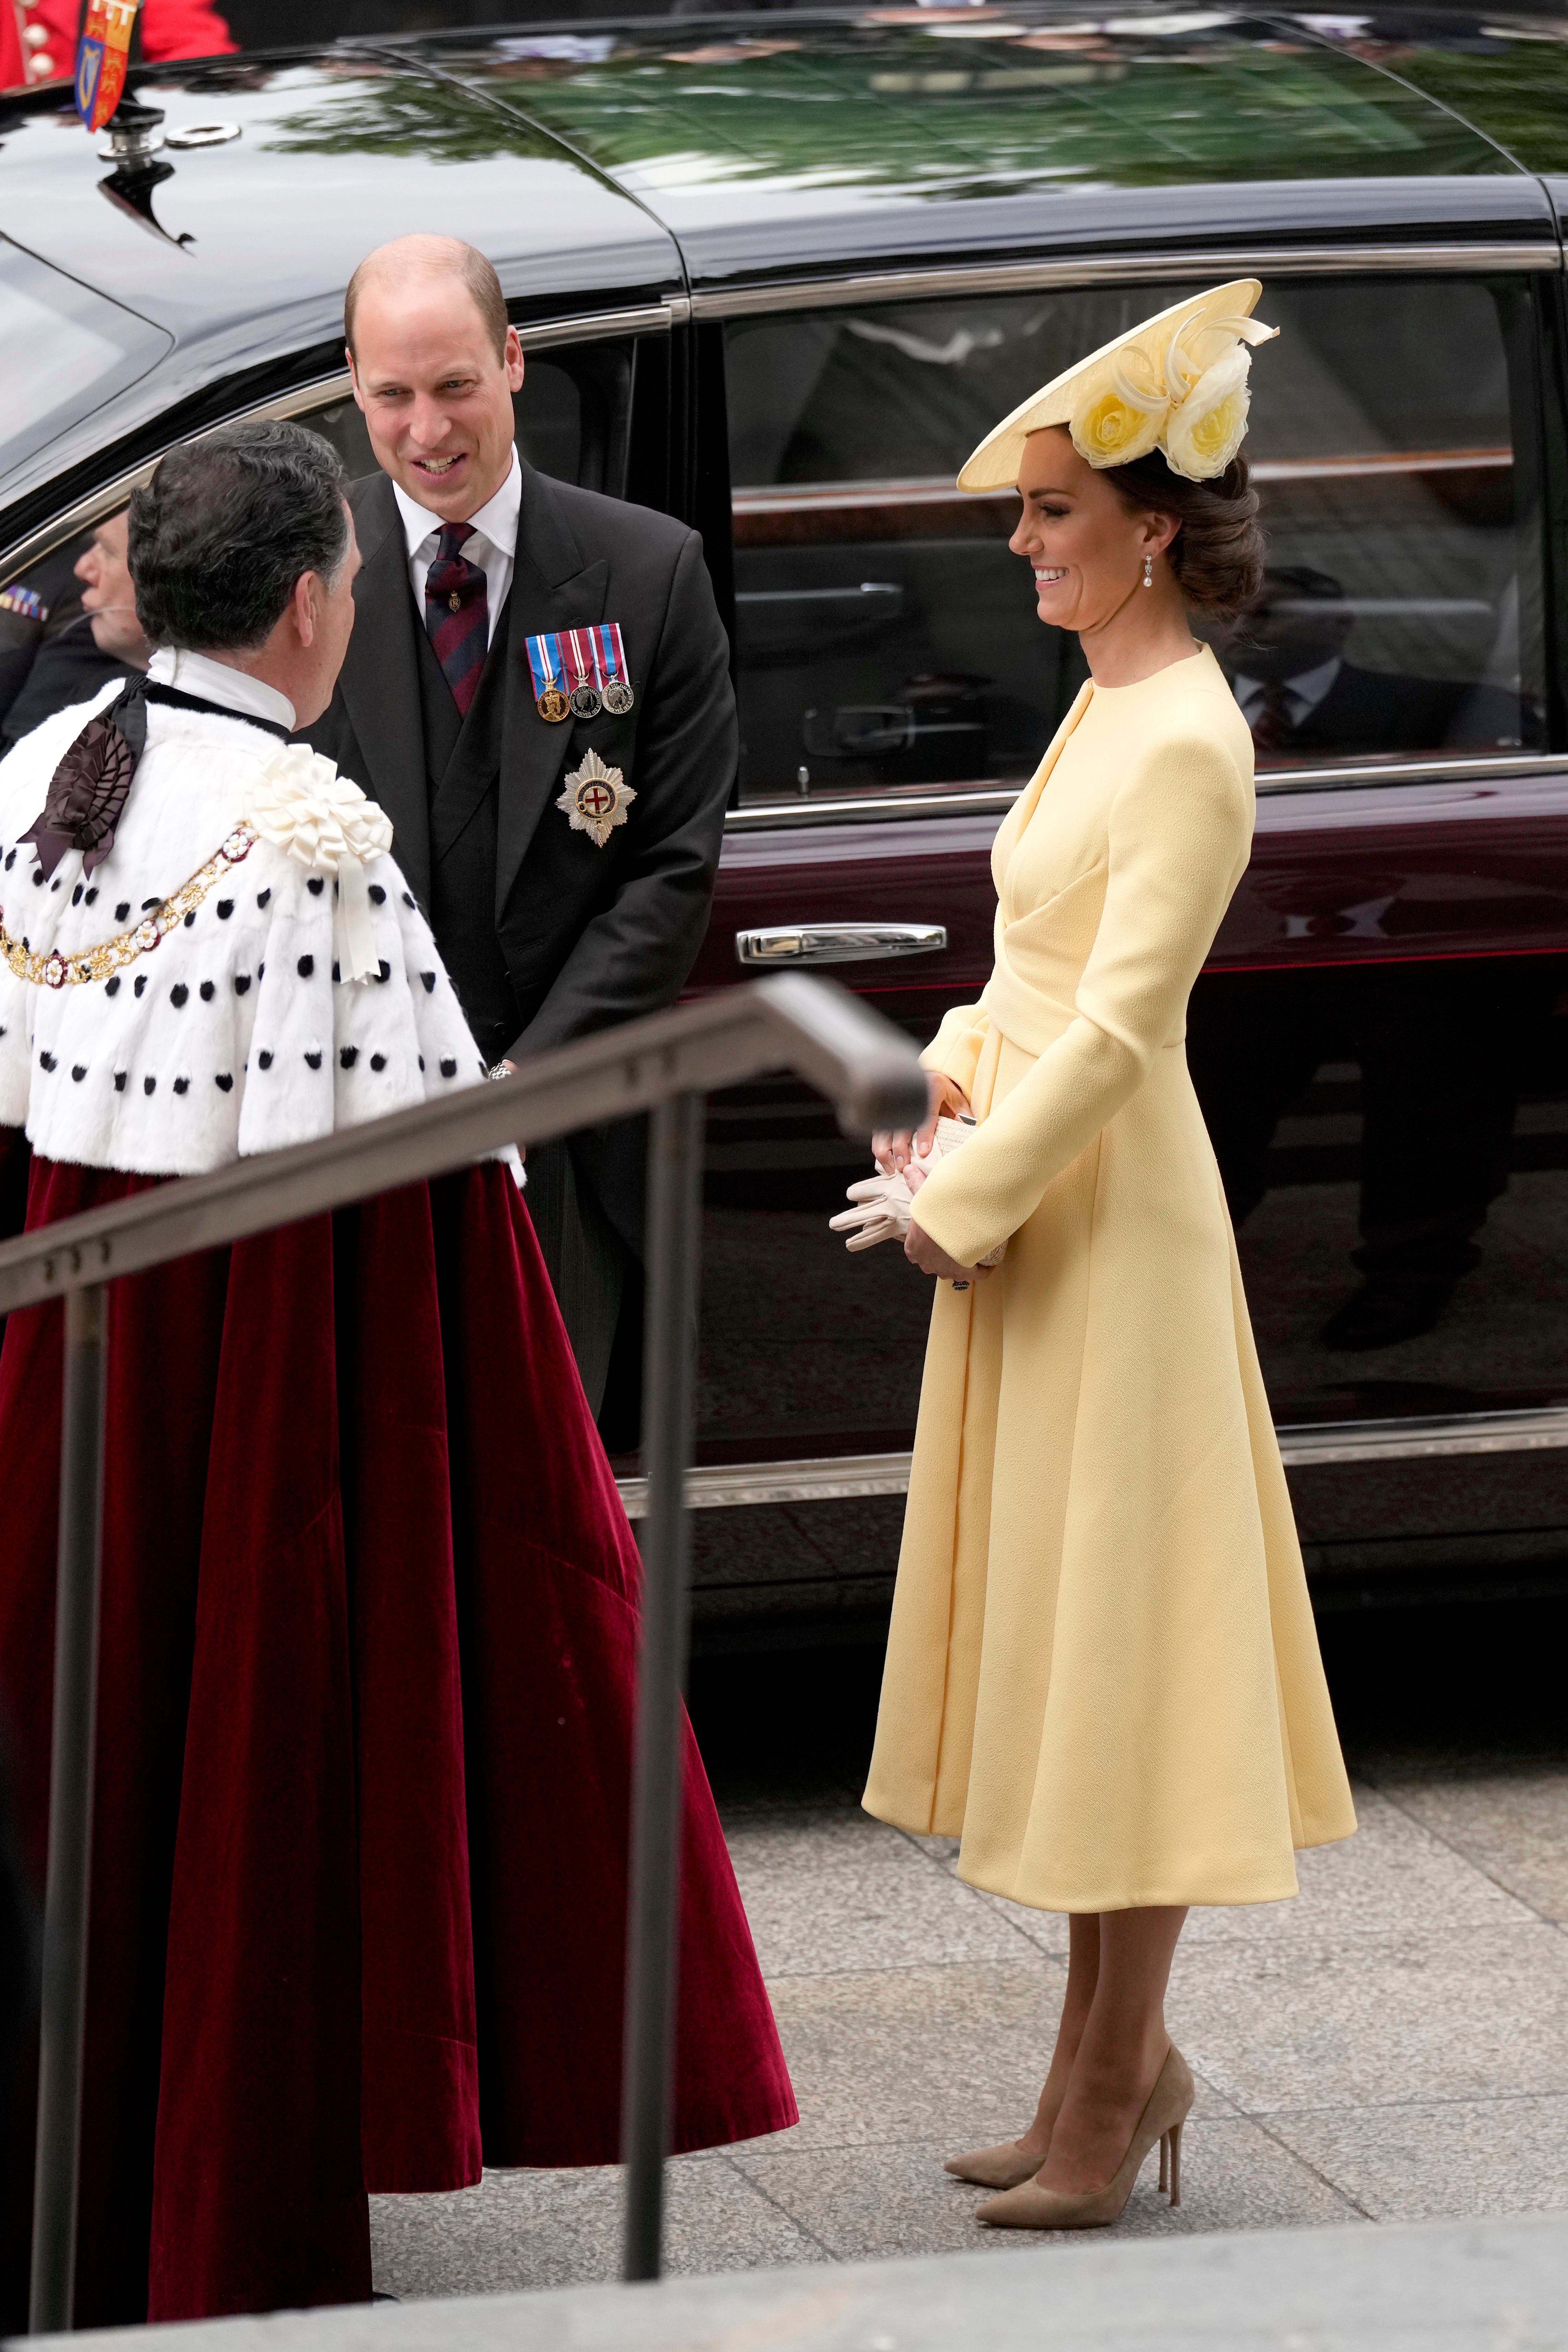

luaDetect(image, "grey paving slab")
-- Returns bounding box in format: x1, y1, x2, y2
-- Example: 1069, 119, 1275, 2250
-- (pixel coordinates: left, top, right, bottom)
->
58, 2213, 1568, 2351
729, 2114, 1360, 2263
368, 2153, 823, 2300
1168, 1921, 1568, 2114
1272, 2093, 1568, 2223
724, 1808, 1035, 1977
764, 1958, 1237, 2155
1368, 1765, 1568, 1923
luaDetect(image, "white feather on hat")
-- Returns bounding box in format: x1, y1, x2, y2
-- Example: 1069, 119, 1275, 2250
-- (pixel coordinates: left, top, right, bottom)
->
956, 279, 1279, 493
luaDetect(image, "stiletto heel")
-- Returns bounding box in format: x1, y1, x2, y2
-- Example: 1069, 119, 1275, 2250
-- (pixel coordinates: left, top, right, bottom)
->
977, 2046, 1195, 2231
1158, 2131, 1169, 2196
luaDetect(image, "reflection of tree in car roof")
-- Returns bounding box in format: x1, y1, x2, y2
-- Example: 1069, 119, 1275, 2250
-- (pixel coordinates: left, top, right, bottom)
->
267, 27, 1501, 189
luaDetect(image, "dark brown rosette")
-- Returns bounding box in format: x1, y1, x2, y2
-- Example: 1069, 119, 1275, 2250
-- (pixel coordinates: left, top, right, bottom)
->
18, 696, 143, 879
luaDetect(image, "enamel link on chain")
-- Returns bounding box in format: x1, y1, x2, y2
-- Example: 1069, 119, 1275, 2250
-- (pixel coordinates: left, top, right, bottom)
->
0, 823, 258, 990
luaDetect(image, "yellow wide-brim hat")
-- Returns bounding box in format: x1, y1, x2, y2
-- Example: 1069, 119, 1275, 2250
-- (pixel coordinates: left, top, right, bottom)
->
957, 278, 1279, 492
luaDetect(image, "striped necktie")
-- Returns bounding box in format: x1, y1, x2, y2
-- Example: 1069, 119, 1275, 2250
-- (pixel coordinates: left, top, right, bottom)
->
423, 524, 489, 717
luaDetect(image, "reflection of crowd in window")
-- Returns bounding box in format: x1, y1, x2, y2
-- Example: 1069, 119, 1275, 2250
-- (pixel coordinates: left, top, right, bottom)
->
0, 0, 233, 93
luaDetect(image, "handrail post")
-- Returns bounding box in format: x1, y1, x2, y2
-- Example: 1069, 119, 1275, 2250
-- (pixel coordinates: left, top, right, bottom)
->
30, 1282, 110, 2334
621, 1091, 705, 2283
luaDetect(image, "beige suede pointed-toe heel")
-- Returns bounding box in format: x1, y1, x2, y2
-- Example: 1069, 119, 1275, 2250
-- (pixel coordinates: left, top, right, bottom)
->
975, 2045, 1194, 2231
943, 2139, 1049, 2191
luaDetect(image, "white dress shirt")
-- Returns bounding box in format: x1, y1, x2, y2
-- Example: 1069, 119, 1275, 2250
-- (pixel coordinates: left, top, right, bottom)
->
392, 447, 521, 648
1232, 655, 1342, 733
148, 646, 296, 732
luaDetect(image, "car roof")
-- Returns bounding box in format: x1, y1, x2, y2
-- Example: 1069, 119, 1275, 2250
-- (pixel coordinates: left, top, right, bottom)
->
411, 7, 1558, 287
0, 6, 1561, 528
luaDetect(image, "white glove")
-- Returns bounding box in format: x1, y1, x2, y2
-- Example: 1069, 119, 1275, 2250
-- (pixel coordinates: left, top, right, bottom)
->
830, 1115, 1006, 1262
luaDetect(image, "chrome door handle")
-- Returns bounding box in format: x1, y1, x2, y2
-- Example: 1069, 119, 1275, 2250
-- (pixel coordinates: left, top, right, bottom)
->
735, 922, 947, 967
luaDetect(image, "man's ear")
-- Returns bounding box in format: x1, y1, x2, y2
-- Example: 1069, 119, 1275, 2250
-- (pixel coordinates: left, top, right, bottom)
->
504, 327, 525, 395
347, 347, 367, 414
292, 570, 321, 650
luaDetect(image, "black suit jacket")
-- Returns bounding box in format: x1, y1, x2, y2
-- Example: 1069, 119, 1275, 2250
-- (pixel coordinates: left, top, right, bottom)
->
304, 460, 737, 1248
1257, 662, 1520, 759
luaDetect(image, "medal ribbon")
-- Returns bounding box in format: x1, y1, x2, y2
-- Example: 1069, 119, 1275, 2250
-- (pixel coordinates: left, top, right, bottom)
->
565, 627, 598, 693
525, 633, 565, 702
599, 623, 629, 694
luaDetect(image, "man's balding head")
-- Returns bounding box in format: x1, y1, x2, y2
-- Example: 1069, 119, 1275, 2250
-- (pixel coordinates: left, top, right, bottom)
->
345, 235, 525, 523
345, 235, 508, 363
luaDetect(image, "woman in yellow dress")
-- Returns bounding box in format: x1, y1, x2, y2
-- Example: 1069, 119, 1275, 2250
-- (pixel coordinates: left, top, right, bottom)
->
854, 283, 1357, 2229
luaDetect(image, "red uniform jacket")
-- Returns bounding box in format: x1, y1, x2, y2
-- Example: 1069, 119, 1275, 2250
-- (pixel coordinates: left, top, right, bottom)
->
1, 0, 234, 93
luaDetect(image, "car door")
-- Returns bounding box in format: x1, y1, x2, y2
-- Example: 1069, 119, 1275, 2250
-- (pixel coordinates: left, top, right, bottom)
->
686, 249, 1568, 1628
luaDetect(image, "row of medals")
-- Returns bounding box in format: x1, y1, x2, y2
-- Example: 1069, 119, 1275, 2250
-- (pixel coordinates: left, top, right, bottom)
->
538, 676, 634, 723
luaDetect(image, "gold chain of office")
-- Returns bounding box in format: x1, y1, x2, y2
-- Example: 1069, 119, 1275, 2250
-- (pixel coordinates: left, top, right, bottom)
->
0, 822, 258, 991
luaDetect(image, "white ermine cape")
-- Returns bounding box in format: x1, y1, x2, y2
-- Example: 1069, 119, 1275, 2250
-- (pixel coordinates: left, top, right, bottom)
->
0, 685, 505, 1179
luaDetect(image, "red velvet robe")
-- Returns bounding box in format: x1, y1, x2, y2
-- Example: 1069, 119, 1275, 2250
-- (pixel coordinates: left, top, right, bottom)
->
0, 1138, 795, 2324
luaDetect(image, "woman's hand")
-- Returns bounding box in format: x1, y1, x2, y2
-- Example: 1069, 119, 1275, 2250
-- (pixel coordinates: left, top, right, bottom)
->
902, 1159, 988, 1283
873, 1071, 969, 1177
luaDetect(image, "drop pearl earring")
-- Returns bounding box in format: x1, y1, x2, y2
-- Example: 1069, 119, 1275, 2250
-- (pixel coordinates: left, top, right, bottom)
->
1142, 555, 1154, 588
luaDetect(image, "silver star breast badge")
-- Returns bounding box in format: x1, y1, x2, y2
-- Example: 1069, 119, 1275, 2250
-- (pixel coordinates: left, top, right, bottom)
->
557, 748, 636, 849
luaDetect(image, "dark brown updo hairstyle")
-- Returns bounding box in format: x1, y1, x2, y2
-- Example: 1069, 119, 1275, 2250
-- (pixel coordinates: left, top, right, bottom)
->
1100, 451, 1265, 623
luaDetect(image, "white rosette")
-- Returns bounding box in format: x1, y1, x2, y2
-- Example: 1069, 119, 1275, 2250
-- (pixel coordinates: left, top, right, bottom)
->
247, 746, 396, 983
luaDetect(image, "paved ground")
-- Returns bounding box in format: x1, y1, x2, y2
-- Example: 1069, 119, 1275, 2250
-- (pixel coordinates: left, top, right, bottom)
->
368, 1595, 1568, 2298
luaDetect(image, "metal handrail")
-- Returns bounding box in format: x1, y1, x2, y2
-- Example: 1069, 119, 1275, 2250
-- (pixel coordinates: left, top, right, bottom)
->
11, 974, 927, 2328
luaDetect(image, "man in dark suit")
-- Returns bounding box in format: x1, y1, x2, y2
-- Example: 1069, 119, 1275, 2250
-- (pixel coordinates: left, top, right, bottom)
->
304, 235, 735, 1427
1225, 564, 1521, 759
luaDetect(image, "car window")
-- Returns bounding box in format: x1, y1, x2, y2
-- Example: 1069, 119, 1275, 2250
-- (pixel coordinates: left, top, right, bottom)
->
725, 275, 1546, 804
0, 238, 172, 490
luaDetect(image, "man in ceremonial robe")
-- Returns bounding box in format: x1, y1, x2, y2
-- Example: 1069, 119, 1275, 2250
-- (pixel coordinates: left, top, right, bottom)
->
0, 420, 793, 2326
303, 236, 737, 1429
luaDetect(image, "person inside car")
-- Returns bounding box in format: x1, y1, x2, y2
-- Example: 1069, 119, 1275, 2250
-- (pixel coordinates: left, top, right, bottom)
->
1224, 563, 1520, 758
0, 418, 793, 2327
1, 511, 151, 752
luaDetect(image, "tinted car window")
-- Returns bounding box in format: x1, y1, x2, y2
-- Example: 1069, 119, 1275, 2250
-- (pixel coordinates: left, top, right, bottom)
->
0, 238, 171, 489
726, 275, 1545, 802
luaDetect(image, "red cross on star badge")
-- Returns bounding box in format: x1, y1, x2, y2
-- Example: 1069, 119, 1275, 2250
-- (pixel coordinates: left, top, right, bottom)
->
557, 748, 635, 848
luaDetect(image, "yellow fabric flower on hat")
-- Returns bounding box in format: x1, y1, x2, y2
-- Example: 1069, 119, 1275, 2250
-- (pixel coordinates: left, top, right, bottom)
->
1163, 344, 1254, 481
1069, 350, 1168, 469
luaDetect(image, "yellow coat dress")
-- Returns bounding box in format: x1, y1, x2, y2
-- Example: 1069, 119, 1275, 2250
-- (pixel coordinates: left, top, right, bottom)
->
862, 646, 1356, 1913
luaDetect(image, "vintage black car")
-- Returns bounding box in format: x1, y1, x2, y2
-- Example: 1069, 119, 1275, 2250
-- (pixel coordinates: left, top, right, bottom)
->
4, 5, 1568, 1640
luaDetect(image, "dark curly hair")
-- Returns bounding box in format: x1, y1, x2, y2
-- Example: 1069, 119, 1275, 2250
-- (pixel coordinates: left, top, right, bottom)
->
1100, 451, 1265, 623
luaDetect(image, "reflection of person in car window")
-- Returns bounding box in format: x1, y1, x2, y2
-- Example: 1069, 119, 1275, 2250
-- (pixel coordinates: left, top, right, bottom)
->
0, 0, 234, 92
1225, 564, 1519, 758
1, 514, 151, 751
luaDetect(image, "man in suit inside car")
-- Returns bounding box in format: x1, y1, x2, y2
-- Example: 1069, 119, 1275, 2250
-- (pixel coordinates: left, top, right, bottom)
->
303, 235, 736, 1429
1226, 563, 1520, 758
